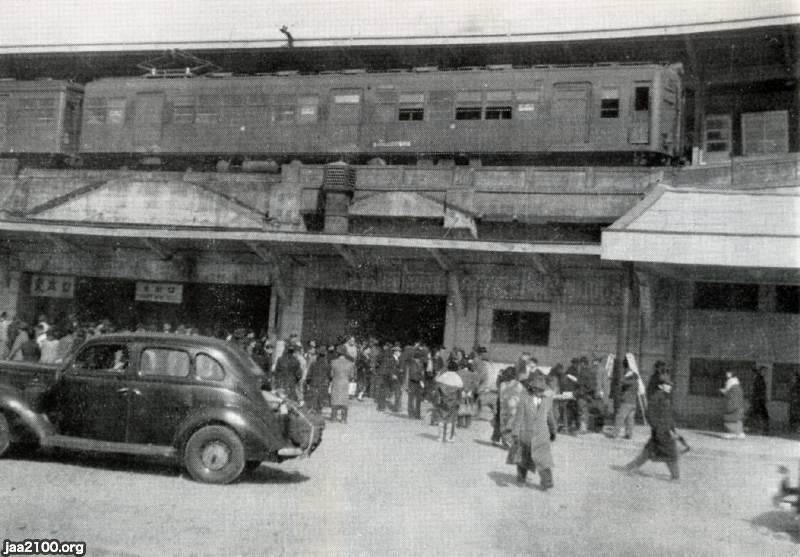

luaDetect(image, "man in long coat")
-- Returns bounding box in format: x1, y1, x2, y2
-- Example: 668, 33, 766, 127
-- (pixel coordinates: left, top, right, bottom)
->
623, 373, 679, 480
377, 345, 402, 412
507, 373, 556, 490
273, 344, 302, 399
330, 346, 355, 423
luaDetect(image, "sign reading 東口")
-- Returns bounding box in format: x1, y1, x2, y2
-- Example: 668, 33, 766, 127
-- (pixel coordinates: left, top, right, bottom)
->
135, 282, 183, 304
30, 275, 75, 298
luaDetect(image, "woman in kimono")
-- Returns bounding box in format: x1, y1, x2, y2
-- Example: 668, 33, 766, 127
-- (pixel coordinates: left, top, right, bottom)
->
498, 365, 529, 447
506, 373, 556, 490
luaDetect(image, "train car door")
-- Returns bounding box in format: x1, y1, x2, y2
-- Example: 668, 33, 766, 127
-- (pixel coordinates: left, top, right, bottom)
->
551, 83, 590, 145
133, 92, 165, 149
628, 83, 651, 145
327, 88, 362, 153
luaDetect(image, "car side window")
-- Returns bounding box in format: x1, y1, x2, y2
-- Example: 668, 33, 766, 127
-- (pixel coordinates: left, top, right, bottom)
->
140, 348, 190, 378
73, 344, 130, 374
195, 354, 225, 382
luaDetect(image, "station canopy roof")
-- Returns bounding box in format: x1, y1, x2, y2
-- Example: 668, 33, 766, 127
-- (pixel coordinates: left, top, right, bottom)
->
601, 185, 800, 270
0, 0, 796, 53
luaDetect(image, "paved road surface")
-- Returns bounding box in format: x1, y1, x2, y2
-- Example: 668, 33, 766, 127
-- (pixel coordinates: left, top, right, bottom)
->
1, 400, 799, 556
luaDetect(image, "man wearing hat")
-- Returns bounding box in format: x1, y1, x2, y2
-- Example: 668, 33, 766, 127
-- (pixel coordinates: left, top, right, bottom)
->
273, 342, 302, 400
622, 372, 680, 480
377, 344, 403, 412
506, 373, 557, 490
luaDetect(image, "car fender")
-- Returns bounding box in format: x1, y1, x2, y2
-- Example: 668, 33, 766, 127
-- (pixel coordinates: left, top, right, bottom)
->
0, 385, 55, 442
173, 406, 288, 461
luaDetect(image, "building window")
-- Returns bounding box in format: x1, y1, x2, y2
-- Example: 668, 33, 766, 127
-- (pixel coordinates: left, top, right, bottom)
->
600, 87, 620, 118
634, 86, 650, 112
776, 285, 800, 314
689, 358, 755, 397
492, 310, 550, 346
693, 282, 759, 312
772, 363, 799, 402
704, 114, 732, 154
172, 96, 195, 124
741, 110, 789, 156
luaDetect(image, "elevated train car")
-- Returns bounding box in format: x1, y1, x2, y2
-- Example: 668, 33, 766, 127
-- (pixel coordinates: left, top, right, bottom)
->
78, 63, 683, 167
0, 79, 84, 162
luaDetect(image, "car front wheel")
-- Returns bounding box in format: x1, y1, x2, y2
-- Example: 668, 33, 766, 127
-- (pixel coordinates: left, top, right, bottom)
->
184, 425, 245, 484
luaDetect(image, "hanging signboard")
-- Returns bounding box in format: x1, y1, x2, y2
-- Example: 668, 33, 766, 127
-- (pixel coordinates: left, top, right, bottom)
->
135, 282, 183, 304
30, 275, 75, 299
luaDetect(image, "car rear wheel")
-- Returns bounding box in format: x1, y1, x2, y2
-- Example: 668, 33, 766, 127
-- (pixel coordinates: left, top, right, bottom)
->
184, 425, 245, 484
0, 412, 10, 457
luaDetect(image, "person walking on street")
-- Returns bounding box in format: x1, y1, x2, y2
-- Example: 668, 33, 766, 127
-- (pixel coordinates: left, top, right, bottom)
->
305, 345, 332, 413
377, 345, 402, 412
622, 372, 680, 480
720, 370, 745, 439
434, 362, 463, 442
612, 358, 641, 439
746, 365, 770, 435
330, 345, 355, 423
406, 348, 426, 419
506, 374, 557, 490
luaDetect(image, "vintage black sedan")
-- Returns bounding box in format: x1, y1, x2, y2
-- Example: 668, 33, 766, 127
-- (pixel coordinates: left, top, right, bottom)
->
0, 333, 323, 484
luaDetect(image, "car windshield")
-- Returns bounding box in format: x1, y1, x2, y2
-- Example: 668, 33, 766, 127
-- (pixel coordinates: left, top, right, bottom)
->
226, 342, 265, 377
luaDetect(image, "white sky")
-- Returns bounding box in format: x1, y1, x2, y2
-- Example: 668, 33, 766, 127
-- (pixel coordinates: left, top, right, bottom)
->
0, 0, 796, 50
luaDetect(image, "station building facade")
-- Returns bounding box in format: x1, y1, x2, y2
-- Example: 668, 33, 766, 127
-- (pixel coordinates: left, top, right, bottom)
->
0, 21, 796, 428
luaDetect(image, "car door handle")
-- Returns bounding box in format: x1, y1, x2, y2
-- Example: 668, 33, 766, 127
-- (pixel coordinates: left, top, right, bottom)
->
117, 387, 129, 394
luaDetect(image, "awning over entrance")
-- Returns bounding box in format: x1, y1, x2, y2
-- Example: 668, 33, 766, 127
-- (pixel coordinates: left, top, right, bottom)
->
601, 186, 800, 269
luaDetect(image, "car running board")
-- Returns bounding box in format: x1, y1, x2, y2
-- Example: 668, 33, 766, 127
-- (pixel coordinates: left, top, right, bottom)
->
41, 434, 178, 458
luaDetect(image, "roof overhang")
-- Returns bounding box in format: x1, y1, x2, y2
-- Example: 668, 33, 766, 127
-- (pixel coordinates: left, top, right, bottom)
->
0, 218, 600, 257
601, 186, 800, 270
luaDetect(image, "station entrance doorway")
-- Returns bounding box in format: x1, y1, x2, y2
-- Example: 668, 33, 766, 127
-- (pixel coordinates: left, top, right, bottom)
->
303, 289, 446, 347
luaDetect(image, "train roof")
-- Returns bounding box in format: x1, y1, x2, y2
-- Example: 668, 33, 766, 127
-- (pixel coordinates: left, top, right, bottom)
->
88, 61, 682, 84
0, 78, 83, 92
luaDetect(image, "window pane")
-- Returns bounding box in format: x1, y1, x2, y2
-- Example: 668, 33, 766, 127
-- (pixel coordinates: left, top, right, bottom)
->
74, 344, 129, 373
455, 107, 482, 120
141, 348, 190, 377
485, 106, 512, 120
196, 354, 225, 381
600, 99, 619, 118
491, 310, 550, 346
107, 98, 126, 124
635, 86, 650, 111
693, 282, 759, 311
86, 98, 106, 124
772, 363, 799, 402
776, 285, 800, 314
398, 107, 424, 121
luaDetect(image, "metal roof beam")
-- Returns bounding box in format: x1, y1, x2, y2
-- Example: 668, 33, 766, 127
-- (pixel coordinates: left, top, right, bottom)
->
245, 241, 288, 300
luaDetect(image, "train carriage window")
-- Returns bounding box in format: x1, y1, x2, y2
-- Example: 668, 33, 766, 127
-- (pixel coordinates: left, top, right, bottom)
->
107, 98, 126, 125
196, 94, 220, 124
329, 89, 361, 123
19, 98, 56, 125
297, 95, 319, 124
600, 87, 620, 118
398, 92, 424, 121
485, 91, 512, 120
634, 86, 650, 112
86, 97, 106, 124
455, 91, 483, 120
428, 91, 454, 121
273, 94, 296, 123
516, 85, 544, 119
172, 96, 195, 124
704, 115, 732, 154
373, 89, 397, 123
220, 95, 245, 125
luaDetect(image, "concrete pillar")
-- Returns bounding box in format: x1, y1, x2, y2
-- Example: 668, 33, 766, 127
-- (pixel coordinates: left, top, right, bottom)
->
276, 272, 305, 340
672, 281, 693, 415
0, 267, 21, 318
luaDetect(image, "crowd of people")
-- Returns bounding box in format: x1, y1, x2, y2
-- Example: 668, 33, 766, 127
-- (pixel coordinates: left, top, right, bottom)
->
3, 310, 800, 488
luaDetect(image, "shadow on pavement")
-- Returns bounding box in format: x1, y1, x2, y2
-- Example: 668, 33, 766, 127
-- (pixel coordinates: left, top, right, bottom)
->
749, 510, 799, 543
486, 471, 546, 490
244, 466, 310, 485
8, 448, 181, 478
417, 433, 441, 442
